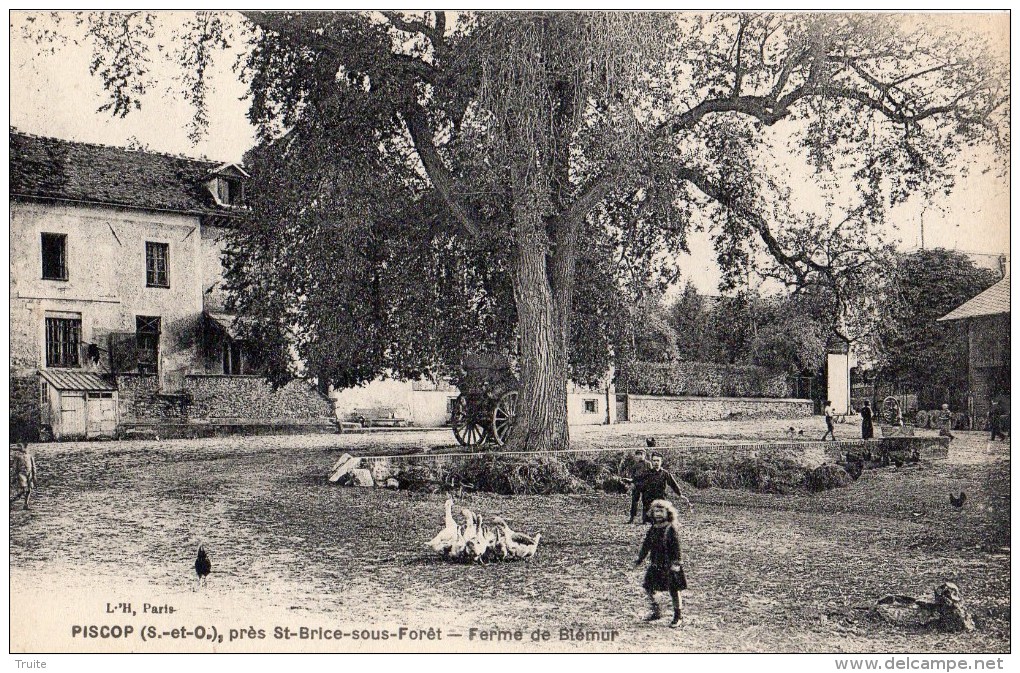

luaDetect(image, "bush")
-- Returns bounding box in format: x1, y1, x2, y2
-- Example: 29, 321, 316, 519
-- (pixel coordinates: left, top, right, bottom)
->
623, 361, 790, 398
805, 464, 852, 492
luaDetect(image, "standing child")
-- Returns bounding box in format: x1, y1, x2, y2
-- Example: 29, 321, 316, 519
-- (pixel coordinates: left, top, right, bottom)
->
822, 400, 836, 441
621, 448, 652, 524
635, 499, 687, 628
10, 443, 36, 510
937, 404, 955, 440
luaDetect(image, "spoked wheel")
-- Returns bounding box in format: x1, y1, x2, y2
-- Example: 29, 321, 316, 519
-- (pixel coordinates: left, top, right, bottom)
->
451, 395, 488, 447
491, 390, 519, 446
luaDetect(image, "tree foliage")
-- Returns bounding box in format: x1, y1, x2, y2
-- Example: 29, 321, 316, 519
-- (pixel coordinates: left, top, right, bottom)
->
875, 248, 1000, 405
19, 11, 1009, 450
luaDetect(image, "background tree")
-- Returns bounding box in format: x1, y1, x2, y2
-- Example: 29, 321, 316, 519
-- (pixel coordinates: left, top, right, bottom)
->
875, 248, 1000, 407
23, 11, 1008, 451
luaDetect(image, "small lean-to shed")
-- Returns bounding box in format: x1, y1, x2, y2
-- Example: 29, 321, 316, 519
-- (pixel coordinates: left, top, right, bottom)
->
39, 370, 119, 440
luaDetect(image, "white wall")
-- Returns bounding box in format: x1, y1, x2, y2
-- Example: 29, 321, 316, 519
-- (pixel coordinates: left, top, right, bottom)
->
10, 201, 204, 381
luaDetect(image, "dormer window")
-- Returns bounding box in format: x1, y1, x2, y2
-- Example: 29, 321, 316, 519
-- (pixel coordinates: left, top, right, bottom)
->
205, 163, 249, 208
214, 177, 242, 206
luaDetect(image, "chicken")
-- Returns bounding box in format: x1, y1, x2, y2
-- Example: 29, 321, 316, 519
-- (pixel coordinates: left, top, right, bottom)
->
949, 492, 967, 509
646, 437, 656, 448
194, 546, 211, 589
491, 516, 542, 560
426, 498, 462, 555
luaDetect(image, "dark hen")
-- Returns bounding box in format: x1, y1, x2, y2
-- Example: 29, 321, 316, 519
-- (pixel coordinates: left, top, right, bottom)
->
949, 492, 967, 509
645, 437, 656, 448
195, 546, 212, 589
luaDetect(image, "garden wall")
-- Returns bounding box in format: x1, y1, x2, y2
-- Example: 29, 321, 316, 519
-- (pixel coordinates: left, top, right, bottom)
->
115, 374, 335, 433
626, 394, 813, 423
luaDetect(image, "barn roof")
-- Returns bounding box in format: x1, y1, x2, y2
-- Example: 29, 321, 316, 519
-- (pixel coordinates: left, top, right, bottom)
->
39, 370, 117, 392
9, 130, 243, 216
938, 276, 1011, 321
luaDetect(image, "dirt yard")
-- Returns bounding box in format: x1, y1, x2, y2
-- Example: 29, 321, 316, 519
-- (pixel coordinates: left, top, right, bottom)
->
9, 420, 1010, 653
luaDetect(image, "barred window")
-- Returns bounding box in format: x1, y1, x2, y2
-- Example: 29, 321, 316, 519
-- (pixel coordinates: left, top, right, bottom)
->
145, 242, 169, 288
41, 233, 68, 280
45, 317, 81, 368
136, 316, 161, 375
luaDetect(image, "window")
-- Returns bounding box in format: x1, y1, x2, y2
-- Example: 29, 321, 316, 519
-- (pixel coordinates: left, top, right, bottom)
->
146, 242, 169, 288
136, 316, 161, 375
87, 392, 114, 399
583, 399, 598, 414
45, 317, 81, 367
41, 233, 67, 280
222, 341, 243, 375
215, 177, 242, 206
40, 381, 48, 404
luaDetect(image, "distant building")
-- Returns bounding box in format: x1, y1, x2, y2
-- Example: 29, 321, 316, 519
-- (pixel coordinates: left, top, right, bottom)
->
938, 275, 1010, 424
9, 131, 334, 440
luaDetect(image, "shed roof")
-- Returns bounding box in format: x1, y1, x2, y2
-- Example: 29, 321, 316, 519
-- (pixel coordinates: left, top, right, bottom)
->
10, 130, 242, 216
39, 370, 117, 392
937, 276, 1011, 321
205, 310, 240, 339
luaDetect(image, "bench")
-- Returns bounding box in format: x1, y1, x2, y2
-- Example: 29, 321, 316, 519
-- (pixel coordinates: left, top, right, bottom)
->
349, 407, 411, 428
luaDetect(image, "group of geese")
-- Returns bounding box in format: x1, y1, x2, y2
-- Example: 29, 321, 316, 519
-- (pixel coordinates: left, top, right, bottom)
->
426, 499, 542, 563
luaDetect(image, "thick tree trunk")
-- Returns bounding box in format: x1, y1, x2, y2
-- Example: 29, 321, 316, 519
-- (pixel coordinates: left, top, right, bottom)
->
504, 173, 571, 453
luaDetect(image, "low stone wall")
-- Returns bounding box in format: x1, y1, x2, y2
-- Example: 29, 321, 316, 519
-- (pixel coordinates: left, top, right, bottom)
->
626, 394, 813, 423
116, 374, 187, 423
360, 436, 951, 475
115, 374, 335, 431
184, 375, 333, 422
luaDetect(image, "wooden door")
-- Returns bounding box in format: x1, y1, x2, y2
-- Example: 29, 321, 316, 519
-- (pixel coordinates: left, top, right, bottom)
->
58, 392, 86, 440
86, 392, 118, 438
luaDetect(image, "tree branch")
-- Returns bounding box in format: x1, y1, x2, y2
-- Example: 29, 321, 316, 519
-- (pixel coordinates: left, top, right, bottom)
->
401, 105, 483, 240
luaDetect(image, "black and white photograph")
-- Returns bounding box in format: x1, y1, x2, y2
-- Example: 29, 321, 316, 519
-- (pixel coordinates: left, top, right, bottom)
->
7, 9, 1011, 663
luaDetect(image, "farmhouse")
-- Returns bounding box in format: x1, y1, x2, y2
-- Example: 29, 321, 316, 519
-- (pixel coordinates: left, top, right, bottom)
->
938, 274, 1011, 424
9, 131, 335, 440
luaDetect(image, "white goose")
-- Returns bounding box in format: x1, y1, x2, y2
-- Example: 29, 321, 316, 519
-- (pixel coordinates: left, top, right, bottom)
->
491, 516, 542, 560
426, 499, 463, 556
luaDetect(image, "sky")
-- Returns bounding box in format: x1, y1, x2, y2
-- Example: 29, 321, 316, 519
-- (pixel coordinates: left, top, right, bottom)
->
8, 11, 1011, 295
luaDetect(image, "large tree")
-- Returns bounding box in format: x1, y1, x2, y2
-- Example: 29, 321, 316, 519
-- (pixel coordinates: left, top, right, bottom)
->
22, 11, 1008, 450
876, 248, 1000, 407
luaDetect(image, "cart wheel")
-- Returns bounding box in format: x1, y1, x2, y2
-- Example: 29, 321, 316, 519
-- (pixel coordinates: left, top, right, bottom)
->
492, 391, 519, 446
451, 396, 488, 447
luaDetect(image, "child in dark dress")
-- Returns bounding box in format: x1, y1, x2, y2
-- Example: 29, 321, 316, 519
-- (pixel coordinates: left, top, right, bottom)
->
635, 499, 687, 628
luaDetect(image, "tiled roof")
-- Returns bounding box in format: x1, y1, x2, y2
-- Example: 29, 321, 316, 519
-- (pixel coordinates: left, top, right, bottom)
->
938, 276, 1010, 321
39, 369, 117, 392
10, 130, 239, 215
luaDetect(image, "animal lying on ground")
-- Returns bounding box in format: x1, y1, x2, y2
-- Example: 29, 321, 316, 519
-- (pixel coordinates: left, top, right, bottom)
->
949, 492, 967, 509
873, 582, 975, 633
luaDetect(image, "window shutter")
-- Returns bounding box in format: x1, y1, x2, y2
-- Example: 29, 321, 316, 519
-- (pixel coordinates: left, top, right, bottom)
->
108, 332, 138, 373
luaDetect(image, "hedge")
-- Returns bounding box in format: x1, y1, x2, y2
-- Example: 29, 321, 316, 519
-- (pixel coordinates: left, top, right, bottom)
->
621, 361, 790, 398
